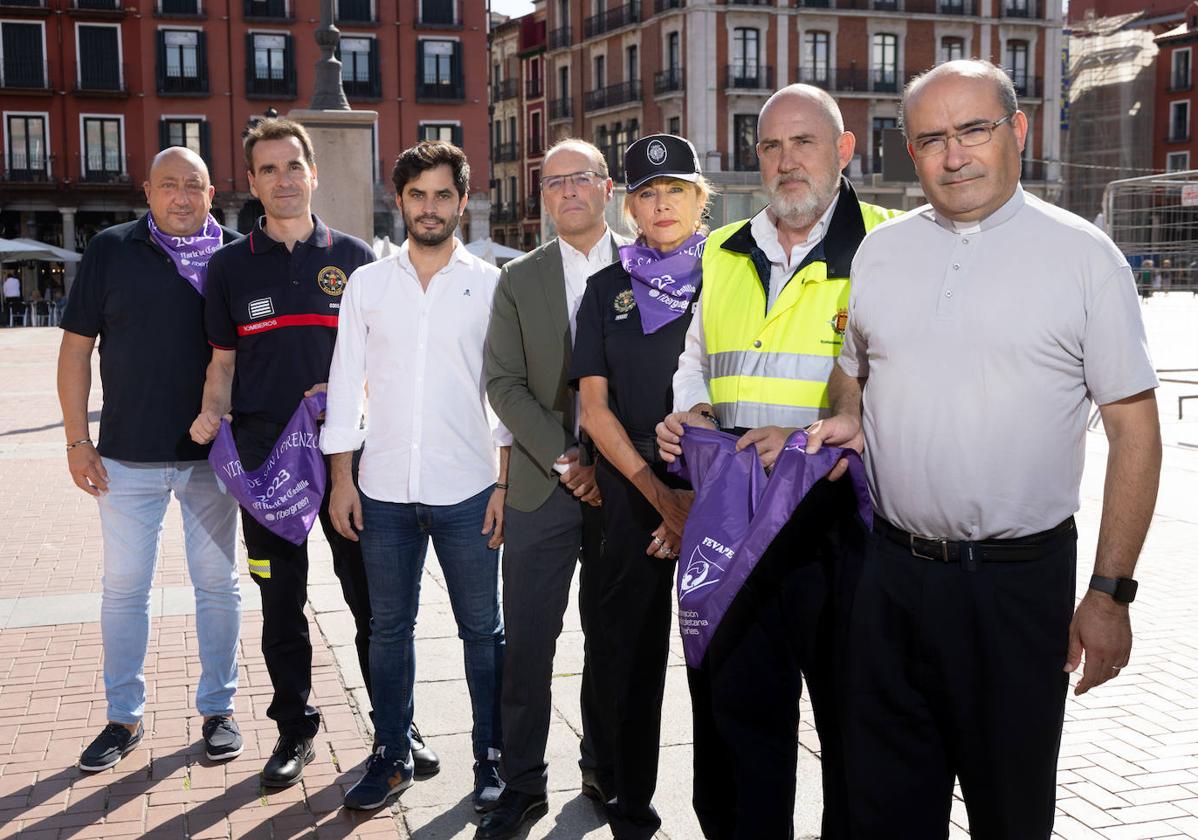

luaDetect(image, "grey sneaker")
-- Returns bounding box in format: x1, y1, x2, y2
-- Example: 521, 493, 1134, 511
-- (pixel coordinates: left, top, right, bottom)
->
202, 715, 243, 761
473, 751, 504, 813
344, 745, 414, 810
79, 722, 143, 772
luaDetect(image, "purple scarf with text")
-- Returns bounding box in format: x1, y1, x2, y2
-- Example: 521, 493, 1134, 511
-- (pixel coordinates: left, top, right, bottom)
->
670, 425, 872, 667
146, 212, 223, 297
619, 233, 705, 334
208, 393, 327, 545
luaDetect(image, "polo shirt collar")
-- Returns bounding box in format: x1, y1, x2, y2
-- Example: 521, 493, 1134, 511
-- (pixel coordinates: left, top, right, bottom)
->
720, 176, 868, 278
248, 214, 331, 254
926, 183, 1026, 233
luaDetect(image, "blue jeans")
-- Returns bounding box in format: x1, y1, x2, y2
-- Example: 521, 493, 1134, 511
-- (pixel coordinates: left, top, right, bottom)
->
97, 458, 241, 723
359, 486, 504, 761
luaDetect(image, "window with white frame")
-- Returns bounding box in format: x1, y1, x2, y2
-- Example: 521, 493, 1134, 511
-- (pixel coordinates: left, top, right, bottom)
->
1005, 39, 1029, 96
872, 33, 898, 91
82, 116, 123, 178
5, 113, 48, 178
1171, 100, 1190, 141
803, 31, 830, 86
1, 21, 46, 89
1173, 48, 1192, 90
1167, 151, 1190, 172
941, 36, 965, 64
732, 27, 760, 83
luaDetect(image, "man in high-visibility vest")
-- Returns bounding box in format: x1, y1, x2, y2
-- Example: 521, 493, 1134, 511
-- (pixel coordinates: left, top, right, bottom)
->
656, 84, 898, 840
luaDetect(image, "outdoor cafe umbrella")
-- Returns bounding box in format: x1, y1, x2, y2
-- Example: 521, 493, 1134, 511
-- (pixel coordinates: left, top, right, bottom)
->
0, 237, 82, 263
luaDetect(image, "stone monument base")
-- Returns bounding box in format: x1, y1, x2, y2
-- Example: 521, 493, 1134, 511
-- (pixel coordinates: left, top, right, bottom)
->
288, 108, 378, 244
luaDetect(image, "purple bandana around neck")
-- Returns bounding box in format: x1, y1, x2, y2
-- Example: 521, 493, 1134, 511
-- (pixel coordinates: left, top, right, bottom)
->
618, 233, 705, 334
208, 393, 327, 545
146, 212, 223, 297
669, 425, 873, 667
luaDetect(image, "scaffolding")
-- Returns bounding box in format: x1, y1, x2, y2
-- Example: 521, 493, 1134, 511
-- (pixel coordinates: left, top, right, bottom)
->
1064, 13, 1159, 224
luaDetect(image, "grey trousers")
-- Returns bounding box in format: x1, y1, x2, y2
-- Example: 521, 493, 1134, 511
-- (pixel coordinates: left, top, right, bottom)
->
499, 483, 612, 796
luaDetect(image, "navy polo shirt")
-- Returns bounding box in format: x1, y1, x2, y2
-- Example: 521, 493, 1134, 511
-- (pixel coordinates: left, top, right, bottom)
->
60, 215, 241, 462
204, 215, 375, 426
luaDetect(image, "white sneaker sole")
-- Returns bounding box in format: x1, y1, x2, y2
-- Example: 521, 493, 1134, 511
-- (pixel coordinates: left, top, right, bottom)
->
206, 743, 244, 761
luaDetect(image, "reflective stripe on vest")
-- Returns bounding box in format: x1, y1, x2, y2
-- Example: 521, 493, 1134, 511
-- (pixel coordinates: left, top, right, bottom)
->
702, 201, 899, 430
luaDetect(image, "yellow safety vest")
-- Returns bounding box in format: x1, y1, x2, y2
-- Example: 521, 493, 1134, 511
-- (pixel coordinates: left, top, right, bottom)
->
702, 184, 900, 429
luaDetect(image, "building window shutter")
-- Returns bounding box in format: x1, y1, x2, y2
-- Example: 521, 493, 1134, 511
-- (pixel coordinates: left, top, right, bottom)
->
284, 33, 296, 95
244, 32, 254, 94
369, 38, 381, 98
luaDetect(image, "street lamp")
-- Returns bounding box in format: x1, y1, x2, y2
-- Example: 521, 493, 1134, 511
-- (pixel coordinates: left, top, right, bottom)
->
311, 0, 350, 110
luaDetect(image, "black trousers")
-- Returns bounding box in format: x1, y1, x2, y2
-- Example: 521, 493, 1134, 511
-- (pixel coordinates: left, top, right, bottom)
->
591, 458, 684, 840
688, 480, 859, 840
235, 420, 373, 739
843, 523, 1077, 840
499, 483, 612, 795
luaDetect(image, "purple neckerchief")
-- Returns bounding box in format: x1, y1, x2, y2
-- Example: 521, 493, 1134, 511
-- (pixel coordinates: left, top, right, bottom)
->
146, 212, 223, 297
208, 393, 327, 545
619, 233, 705, 334
669, 425, 872, 668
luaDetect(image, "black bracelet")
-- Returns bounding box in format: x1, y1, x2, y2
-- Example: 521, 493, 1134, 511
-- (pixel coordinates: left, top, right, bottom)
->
698, 410, 718, 427
495, 482, 509, 490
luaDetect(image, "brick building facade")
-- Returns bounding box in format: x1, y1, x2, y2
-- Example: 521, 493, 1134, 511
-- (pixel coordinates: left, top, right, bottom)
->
0, 0, 491, 290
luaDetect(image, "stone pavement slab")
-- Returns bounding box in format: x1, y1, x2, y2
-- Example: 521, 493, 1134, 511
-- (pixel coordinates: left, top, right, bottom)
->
3, 294, 1198, 837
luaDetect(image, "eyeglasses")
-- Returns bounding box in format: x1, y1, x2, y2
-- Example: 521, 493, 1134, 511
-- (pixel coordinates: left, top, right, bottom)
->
911, 115, 1016, 158
541, 170, 603, 193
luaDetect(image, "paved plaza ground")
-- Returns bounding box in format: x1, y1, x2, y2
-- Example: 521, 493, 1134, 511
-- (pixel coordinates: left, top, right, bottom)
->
0, 293, 1196, 839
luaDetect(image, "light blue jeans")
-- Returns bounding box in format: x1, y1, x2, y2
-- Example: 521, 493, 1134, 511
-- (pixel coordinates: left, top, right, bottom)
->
96, 458, 241, 723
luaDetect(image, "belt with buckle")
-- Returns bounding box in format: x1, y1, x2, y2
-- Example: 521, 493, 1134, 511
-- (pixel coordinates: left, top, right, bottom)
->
874, 516, 1076, 563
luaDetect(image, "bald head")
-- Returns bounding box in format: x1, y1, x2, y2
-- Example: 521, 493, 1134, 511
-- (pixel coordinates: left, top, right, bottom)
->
902, 59, 1017, 138
758, 84, 845, 140
144, 145, 215, 237
543, 137, 609, 179
148, 145, 210, 183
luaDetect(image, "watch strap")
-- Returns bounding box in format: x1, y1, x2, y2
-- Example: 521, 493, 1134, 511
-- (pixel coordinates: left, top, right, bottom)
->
1089, 574, 1138, 604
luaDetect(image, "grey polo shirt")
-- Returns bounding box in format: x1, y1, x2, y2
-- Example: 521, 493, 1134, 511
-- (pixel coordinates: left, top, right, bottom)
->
839, 186, 1158, 540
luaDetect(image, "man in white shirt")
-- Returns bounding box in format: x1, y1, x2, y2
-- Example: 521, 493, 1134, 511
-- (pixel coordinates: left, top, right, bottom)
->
479, 139, 628, 840
3, 272, 21, 324
322, 141, 510, 813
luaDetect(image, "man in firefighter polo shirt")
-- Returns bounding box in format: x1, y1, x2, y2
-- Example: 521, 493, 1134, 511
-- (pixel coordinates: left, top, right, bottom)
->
190, 118, 437, 787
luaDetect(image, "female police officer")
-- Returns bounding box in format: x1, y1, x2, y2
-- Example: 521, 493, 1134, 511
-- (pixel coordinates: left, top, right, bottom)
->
569, 134, 712, 840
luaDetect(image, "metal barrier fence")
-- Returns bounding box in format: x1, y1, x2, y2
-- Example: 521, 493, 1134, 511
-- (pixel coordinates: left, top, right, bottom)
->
1103, 170, 1198, 293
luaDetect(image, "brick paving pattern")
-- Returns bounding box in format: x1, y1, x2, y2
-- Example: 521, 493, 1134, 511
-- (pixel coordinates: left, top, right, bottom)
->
1, 291, 1196, 839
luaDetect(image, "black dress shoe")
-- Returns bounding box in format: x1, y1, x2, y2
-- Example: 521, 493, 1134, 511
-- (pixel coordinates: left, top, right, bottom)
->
261, 735, 315, 788
474, 788, 549, 840
410, 723, 440, 778
580, 767, 611, 803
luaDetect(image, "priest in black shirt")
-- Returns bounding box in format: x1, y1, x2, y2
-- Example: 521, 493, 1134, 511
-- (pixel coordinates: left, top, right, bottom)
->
569, 134, 711, 840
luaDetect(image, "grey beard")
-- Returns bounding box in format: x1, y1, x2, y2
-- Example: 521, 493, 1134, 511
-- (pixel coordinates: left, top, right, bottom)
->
768, 179, 836, 230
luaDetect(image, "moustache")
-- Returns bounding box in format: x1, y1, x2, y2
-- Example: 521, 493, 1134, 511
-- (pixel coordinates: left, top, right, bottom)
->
769, 173, 811, 189
416, 215, 445, 225
937, 170, 984, 186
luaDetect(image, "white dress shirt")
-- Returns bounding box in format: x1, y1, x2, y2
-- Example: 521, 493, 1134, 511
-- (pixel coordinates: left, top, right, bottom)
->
559, 229, 614, 441
320, 240, 512, 505
672, 198, 839, 413
3, 275, 19, 299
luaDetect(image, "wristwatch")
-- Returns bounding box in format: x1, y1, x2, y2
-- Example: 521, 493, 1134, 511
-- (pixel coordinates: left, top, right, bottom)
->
1089, 575, 1138, 605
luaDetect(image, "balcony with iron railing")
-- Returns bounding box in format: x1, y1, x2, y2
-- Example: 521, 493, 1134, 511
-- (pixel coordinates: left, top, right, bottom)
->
1171, 71, 1193, 93
75, 62, 127, 94
0, 58, 51, 91
493, 77, 518, 102
795, 65, 918, 94
655, 0, 684, 11
654, 67, 684, 94
244, 0, 290, 19
1168, 127, 1191, 144
583, 2, 639, 39
1007, 73, 1042, 98
335, 0, 373, 23
548, 25, 571, 51
722, 0, 770, 5
246, 71, 296, 98
157, 0, 202, 15
999, 0, 1040, 16
415, 0, 461, 28
493, 141, 519, 163
525, 195, 541, 219
2, 153, 55, 184
0, 0, 49, 8
585, 80, 642, 112
491, 202, 520, 223
526, 76, 543, 99
724, 64, 774, 91
416, 76, 464, 101
75, 153, 132, 186
70, 0, 122, 9
549, 97, 572, 121
159, 68, 208, 94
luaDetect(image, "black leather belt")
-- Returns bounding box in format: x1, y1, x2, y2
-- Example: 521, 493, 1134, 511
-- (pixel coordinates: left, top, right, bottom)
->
874, 515, 1076, 563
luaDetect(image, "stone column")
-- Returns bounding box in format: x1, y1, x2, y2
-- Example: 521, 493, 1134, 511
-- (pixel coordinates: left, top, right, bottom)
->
222, 201, 243, 232
288, 109, 379, 243
61, 207, 78, 293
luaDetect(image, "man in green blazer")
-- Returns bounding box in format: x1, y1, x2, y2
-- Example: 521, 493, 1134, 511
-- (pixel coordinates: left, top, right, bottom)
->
479, 138, 629, 840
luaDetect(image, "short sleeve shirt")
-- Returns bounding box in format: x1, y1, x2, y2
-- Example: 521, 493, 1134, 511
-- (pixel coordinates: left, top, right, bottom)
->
840, 186, 1158, 539
569, 262, 695, 437
204, 216, 375, 425
60, 216, 241, 462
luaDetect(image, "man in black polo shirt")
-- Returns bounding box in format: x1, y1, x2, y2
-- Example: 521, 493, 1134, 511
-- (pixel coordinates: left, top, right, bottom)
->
190, 118, 436, 787
58, 147, 243, 772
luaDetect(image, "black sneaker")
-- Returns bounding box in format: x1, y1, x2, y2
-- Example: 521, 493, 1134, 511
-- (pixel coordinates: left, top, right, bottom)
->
410, 723, 440, 778
474, 788, 549, 840
473, 752, 504, 813
202, 715, 243, 761
343, 746, 414, 810
262, 735, 315, 788
79, 722, 143, 772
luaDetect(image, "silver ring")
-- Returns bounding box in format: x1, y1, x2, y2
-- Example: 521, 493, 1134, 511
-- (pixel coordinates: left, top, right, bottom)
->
652, 536, 664, 546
